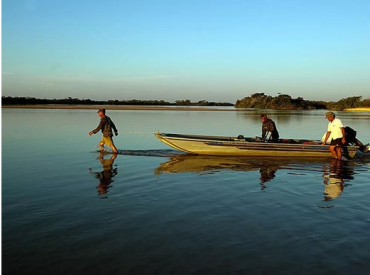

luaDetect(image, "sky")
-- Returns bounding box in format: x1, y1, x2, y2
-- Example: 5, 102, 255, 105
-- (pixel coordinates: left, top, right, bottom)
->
2, 0, 370, 103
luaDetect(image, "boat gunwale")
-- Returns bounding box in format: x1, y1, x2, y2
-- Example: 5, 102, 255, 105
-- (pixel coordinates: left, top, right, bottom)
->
154, 132, 359, 158
155, 132, 359, 151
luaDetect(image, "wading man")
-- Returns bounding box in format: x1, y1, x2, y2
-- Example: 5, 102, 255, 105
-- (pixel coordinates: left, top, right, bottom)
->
322, 112, 346, 159
89, 108, 118, 153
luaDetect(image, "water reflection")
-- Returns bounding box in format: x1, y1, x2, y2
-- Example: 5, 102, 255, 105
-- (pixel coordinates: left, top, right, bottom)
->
155, 155, 268, 175
89, 152, 118, 199
155, 155, 308, 189
155, 155, 356, 196
259, 165, 277, 189
322, 158, 355, 201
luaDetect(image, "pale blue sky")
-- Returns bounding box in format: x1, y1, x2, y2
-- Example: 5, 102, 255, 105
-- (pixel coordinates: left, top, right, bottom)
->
2, 0, 370, 103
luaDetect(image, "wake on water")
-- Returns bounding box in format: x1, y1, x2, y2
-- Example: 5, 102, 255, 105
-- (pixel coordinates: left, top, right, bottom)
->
92, 149, 185, 157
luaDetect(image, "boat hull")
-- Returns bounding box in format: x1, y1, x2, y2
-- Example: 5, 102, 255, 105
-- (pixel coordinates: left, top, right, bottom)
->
154, 132, 359, 158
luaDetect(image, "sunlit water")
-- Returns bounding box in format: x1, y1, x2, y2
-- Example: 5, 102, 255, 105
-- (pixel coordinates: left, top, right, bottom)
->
2, 108, 370, 275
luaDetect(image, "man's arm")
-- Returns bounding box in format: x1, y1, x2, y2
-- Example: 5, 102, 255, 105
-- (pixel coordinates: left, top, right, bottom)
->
322, 131, 331, 145
110, 119, 118, 136
341, 127, 346, 144
267, 120, 276, 132
261, 125, 266, 139
89, 117, 106, 135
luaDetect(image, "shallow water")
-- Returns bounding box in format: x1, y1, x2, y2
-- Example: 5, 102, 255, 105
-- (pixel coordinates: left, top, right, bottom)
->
2, 108, 370, 274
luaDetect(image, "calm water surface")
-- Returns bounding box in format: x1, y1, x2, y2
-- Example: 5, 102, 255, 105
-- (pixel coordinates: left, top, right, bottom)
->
2, 108, 370, 275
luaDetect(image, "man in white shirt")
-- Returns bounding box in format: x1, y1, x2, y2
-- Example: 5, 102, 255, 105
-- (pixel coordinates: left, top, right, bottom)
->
322, 112, 346, 159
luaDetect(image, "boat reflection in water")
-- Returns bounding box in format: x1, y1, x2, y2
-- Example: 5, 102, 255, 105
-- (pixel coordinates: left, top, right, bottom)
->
155, 154, 356, 195
155, 154, 280, 179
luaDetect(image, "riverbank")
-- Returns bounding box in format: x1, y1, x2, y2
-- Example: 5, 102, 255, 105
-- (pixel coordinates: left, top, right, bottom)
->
344, 107, 370, 112
3, 105, 370, 112
1, 104, 240, 111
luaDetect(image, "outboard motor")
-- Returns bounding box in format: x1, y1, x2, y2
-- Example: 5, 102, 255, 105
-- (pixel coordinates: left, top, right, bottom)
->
345, 126, 357, 144
345, 126, 368, 152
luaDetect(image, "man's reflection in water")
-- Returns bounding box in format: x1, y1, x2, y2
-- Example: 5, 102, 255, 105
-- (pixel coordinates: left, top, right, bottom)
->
259, 165, 277, 190
322, 158, 354, 201
89, 152, 118, 199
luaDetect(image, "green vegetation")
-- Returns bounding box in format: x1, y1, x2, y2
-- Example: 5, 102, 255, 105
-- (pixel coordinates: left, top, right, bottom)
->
326, 96, 370, 110
1, 96, 233, 107
235, 93, 370, 110
2, 94, 370, 110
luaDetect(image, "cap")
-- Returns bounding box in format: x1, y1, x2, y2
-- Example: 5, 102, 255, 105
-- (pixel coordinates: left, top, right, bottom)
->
325, 111, 335, 117
97, 108, 106, 114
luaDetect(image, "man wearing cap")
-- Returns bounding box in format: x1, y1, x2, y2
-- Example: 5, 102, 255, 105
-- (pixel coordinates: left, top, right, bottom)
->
89, 108, 118, 153
322, 112, 346, 159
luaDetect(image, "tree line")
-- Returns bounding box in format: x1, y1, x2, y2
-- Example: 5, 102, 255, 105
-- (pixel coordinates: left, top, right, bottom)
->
1, 97, 234, 107
235, 93, 370, 110
2, 94, 369, 110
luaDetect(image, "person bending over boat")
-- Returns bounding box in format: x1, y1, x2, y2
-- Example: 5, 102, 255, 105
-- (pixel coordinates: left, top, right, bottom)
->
322, 112, 346, 159
261, 114, 279, 142
89, 108, 118, 153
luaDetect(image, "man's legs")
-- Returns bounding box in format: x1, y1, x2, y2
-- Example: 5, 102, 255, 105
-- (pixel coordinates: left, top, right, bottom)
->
100, 136, 118, 153
336, 146, 342, 160
329, 139, 344, 159
106, 137, 118, 153
110, 143, 118, 154
329, 145, 337, 158
99, 141, 105, 152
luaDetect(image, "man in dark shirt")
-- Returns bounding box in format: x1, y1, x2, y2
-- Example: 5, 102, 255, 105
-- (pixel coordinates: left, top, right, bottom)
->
261, 114, 279, 142
89, 108, 118, 153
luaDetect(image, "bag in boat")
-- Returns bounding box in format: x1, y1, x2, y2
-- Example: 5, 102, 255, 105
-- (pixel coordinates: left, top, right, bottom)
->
321, 133, 332, 144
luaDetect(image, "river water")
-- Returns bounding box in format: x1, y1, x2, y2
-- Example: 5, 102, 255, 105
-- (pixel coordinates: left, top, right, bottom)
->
2, 108, 370, 274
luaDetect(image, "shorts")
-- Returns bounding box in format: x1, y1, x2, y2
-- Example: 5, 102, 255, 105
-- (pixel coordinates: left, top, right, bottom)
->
330, 138, 343, 148
100, 136, 114, 147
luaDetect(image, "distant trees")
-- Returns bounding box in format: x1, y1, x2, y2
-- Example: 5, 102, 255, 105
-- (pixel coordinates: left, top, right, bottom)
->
235, 93, 317, 110
361, 98, 370, 107
235, 93, 271, 109
2, 96, 106, 105
175, 99, 192, 106
235, 93, 370, 110
196, 100, 232, 106
3, 94, 369, 110
325, 96, 370, 110
268, 94, 294, 109
332, 96, 362, 110
1, 96, 233, 107
174, 99, 233, 106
